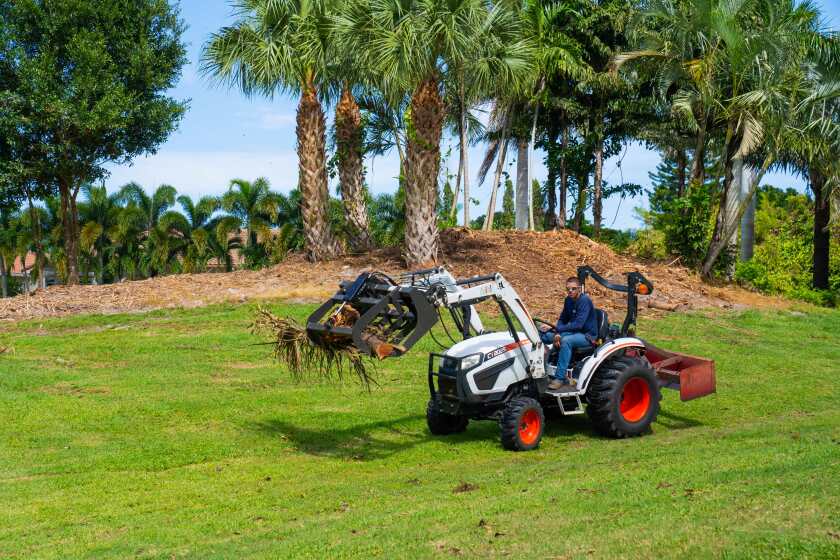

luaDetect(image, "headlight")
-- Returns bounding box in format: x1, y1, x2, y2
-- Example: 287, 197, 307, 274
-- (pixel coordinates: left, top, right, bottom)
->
459, 353, 482, 370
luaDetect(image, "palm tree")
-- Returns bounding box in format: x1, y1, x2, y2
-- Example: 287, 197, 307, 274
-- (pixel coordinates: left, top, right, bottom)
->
220, 177, 283, 256
619, 0, 832, 277
159, 194, 222, 273
337, 0, 532, 266
78, 183, 123, 283
202, 0, 342, 261
334, 85, 373, 251
116, 182, 182, 276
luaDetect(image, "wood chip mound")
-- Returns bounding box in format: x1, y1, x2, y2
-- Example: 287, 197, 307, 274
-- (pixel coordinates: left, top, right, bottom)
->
0, 228, 784, 322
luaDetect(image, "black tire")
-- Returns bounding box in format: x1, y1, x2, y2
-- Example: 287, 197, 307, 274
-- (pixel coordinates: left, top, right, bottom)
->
500, 397, 545, 451
586, 355, 661, 438
426, 398, 469, 435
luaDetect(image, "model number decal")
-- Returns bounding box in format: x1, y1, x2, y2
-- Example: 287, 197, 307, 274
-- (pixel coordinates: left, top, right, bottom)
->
486, 340, 527, 360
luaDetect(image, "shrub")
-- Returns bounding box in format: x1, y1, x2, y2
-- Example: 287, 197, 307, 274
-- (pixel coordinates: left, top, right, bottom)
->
628, 229, 669, 261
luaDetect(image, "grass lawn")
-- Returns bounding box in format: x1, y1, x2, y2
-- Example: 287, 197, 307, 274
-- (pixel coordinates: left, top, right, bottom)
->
0, 302, 838, 559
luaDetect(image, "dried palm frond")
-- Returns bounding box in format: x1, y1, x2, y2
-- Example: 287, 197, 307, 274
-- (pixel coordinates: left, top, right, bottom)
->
251, 306, 378, 390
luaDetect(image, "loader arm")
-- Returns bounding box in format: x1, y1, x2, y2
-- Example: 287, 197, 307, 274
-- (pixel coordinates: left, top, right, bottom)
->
306, 268, 540, 360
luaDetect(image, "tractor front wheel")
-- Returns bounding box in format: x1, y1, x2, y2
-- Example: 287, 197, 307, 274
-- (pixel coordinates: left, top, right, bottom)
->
586, 356, 661, 438
426, 398, 469, 435
500, 397, 545, 451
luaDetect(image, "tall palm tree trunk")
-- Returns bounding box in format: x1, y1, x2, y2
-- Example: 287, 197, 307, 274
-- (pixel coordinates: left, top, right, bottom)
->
739, 166, 755, 262
573, 171, 588, 233
25, 192, 46, 289
0, 254, 7, 298
59, 177, 81, 285
335, 86, 372, 252
593, 137, 604, 239
404, 77, 445, 267
298, 85, 342, 261
483, 132, 508, 231
676, 149, 687, 197
515, 138, 529, 230
558, 127, 568, 228
460, 104, 471, 228
811, 167, 830, 290
704, 131, 740, 278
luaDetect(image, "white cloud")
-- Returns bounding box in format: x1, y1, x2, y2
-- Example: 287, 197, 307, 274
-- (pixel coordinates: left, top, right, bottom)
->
104, 150, 301, 197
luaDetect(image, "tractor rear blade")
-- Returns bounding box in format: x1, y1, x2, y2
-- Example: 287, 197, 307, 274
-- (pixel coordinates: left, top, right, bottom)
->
645, 342, 716, 401
306, 273, 439, 359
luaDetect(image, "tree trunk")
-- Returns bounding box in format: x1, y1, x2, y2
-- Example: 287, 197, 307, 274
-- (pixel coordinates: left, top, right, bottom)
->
25, 193, 46, 289
558, 127, 568, 228
574, 172, 587, 233
701, 154, 774, 277
335, 86, 373, 252
297, 84, 342, 261
59, 176, 81, 285
593, 137, 604, 239
546, 165, 557, 230
676, 149, 687, 197
451, 137, 462, 221
461, 105, 471, 228
739, 166, 756, 262
97, 251, 105, 284
515, 138, 529, 230
483, 133, 508, 231
689, 119, 707, 188
527, 103, 540, 231
0, 253, 7, 298
404, 77, 444, 267
703, 130, 739, 278
811, 167, 830, 290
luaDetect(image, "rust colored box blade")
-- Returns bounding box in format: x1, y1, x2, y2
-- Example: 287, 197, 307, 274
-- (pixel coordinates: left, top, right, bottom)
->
645, 342, 716, 401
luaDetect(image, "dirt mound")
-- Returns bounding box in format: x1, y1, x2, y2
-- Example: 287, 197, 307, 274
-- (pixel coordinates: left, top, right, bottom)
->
0, 228, 783, 322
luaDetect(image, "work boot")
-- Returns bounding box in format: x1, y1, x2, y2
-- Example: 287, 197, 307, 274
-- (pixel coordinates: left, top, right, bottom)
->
547, 377, 569, 390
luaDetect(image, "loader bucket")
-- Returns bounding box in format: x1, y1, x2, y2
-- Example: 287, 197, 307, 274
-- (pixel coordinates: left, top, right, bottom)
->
645, 342, 716, 401
306, 272, 440, 359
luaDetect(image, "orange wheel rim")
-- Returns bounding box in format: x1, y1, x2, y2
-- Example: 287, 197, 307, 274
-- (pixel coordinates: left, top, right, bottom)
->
620, 377, 651, 422
518, 409, 541, 445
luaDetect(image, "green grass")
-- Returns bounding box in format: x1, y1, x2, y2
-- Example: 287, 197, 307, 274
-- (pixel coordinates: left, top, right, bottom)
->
0, 303, 838, 559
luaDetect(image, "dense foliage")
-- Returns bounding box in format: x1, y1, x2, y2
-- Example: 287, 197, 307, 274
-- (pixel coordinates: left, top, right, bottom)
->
1, 0, 838, 304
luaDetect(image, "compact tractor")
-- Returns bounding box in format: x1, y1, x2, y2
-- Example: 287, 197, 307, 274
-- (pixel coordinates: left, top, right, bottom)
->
306, 266, 715, 451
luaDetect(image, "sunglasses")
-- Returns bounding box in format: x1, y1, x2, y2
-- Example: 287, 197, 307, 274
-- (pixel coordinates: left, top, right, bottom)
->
566, 286, 579, 292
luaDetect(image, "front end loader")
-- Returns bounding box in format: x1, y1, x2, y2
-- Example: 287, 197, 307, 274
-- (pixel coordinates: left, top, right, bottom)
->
305, 267, 715, 451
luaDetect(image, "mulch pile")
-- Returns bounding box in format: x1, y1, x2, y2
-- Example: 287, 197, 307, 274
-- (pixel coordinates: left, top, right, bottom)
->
0, 228, 782, 322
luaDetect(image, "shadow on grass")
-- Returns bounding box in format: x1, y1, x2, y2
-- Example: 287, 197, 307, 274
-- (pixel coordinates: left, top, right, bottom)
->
252, 414, 499, 461
655, 409, 703, 430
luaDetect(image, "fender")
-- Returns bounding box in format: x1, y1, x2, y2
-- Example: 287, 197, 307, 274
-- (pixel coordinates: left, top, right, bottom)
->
576, 337, 646, 392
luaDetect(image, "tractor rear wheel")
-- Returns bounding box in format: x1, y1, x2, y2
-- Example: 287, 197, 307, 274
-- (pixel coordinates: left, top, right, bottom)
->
426, 398, 469, 435
586, 356, 660, 438
500, 397, 545, 451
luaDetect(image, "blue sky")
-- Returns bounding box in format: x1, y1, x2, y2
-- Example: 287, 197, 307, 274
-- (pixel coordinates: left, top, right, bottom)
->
105, 0, 840, 230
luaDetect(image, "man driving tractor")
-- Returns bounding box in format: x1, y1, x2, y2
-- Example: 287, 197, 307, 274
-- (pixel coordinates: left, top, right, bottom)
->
540, 276, 598, 390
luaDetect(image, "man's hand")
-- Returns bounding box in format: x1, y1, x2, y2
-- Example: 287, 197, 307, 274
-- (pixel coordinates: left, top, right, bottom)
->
539, 324, 551, 333
553, 334, 561, 347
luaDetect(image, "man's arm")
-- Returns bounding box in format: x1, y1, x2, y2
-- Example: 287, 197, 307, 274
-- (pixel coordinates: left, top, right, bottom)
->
554, 298, 572, 331
556, 296, 593, 334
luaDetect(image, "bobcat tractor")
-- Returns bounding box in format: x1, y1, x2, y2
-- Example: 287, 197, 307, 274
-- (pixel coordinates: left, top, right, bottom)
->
306, 266, 716, 451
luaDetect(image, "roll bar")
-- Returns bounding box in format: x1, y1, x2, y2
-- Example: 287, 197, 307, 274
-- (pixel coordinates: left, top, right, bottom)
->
577, 266, 654, 337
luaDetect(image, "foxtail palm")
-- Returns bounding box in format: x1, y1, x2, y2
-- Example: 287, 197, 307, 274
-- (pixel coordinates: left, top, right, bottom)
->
202, 0, 342, 261
220, 177, 282, 250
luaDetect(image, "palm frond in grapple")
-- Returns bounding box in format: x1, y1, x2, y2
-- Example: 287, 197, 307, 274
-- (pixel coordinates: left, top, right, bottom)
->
252, 306, 377, 389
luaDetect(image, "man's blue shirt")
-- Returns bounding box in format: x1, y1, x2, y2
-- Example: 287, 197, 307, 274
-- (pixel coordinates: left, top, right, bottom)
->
555, 293, 597, 338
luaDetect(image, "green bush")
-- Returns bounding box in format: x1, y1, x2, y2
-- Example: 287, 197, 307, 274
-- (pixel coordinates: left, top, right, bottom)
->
628, 229, 669, 261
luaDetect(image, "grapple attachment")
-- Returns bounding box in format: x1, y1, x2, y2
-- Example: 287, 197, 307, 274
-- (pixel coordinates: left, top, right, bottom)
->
306, 272, 440, 359
646, 342, 716, 401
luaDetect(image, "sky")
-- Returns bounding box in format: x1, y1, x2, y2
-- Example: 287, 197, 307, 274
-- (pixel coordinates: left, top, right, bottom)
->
105, 0, 840, 231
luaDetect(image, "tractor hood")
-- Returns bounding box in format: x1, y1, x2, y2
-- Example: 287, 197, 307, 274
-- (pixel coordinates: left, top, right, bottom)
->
444, 331, 531, 359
